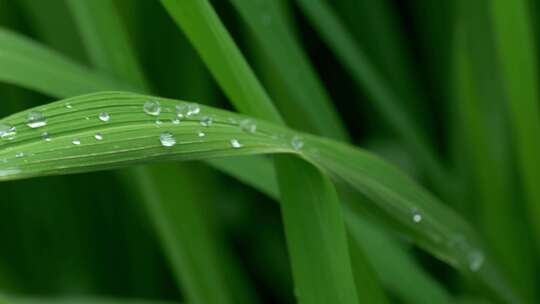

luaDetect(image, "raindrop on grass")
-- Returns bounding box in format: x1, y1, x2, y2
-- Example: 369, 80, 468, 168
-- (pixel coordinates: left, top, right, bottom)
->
42, 132, 51, 142
26, 111, 47, 128
160, 132, 176, 147
99, 112, 110, 122
172, 118, 180, 125
72, 138, 81, 145
200, 116, 213, 127
468, 250, 484, 272
176, 104, 187, 117
291, 136, 304, 150
412, 209, 422, 223
0, 123, 16, 140
156, 120, 163, 126
144, 99, 161, 116
95, 133, 103, 140
187, 103, 200, 117
65, 103, 73, 109
15, 152, 24, 158
198, 130, 206, 137
240, 119, 256, 133
230, 138, 242, 148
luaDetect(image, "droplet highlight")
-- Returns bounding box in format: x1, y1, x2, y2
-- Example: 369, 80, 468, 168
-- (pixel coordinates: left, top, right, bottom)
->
94, 133, 103, 140
26, 111, 47, 128
0, 123, 16, 140
200, 116, 213, 127
42, 132, 51, 142
468, 250, 484, 272
240, 119, 256, 133
198, 130, 206, 137
186, 103, 200, 117
72, 138, 81, 145
412, 209, 422, 223
99, 112, 110, 122
291, 136, 304, 150
230, 138, 242, 148
160, 132, 176, 147
144, 100, 161, 116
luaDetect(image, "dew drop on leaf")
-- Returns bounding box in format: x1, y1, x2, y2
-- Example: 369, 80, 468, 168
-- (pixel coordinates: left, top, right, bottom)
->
160, 132, 176, 147
412, 209, 422, 223
468, 250, 484, 272
240, 119, 256, 133
144, 99, 161, 116
26, 111, 47, 128
15, 152, 24, 158
291, 135, 304, 150
198, 130, 205, 137
172, 118, 180, 125
72, 138, 81, 145
200, 116, 213, 127
186, 103, 200, 117
0, 123, 16, 140
95, 133, 103, 140
230, 138, 242, 148
65, 103, 73, 109
42, 132, 51, 142
99, 112, 110, 122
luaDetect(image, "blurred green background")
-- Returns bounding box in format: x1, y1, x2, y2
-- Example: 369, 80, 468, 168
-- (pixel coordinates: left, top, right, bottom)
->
1, 0, 539, 303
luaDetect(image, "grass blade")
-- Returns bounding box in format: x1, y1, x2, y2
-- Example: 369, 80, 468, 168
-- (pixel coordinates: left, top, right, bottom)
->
160, 1, 363, 302
489, 0, 540, 256
0, 91, 516, 302
230, 0, 348, 140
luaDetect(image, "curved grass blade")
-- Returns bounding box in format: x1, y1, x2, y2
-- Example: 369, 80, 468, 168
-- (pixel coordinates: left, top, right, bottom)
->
0, 91, 516, 302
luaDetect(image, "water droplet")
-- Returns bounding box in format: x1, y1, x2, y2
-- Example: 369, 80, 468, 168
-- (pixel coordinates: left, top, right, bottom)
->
230, 138, 242, 148
99, 112, 110, 122
0, 123, 16, 140
42, 132, 51, 142
65, 103, 73, 109
200, 116, 213, 127
176, 104, 187, 117
72, 138, 81, 145
172, 118, 180, 125
240, 119, 256, 133
160, 132, 176, 147
468, 250, 484, 272
412, 209, 422, 223
186, 103, 200, 117
15, 152, 24, 158
291, 135, 304, 150
144, 99, 161, 116
26, 111, 47, 128
198, 130, 206, 137
95, 133, 103, 140
155, 120, 163, 126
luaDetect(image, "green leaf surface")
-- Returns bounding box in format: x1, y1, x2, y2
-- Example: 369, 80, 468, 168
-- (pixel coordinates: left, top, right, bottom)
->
0, 91, 516, 302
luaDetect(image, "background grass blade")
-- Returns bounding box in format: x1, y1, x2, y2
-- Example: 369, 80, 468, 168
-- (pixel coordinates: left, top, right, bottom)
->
489, 0, 540, 257
230, 0, 348, 141
453, 2, 537, 301
293, 0, 452, 200
0, 28, 138, 96
160, 1, 363, 303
